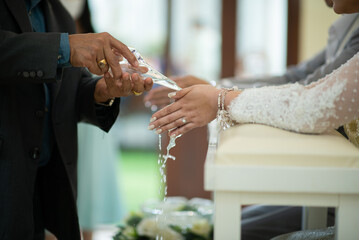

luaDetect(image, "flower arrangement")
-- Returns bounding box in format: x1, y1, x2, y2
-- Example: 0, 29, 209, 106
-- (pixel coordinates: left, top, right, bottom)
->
113, 197, 214, 240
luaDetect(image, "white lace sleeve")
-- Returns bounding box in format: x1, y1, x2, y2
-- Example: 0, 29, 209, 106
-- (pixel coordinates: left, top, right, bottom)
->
228, 52, 359, 134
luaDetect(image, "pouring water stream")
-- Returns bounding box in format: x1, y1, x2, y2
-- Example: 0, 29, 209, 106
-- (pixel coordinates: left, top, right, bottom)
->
121, 48, 183, 239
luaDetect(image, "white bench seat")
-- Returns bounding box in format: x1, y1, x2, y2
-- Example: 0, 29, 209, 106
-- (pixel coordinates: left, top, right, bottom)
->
205, 124, 359, 240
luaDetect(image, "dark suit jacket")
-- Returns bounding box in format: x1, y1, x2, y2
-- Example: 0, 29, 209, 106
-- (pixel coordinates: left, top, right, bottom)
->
0, 0, 120, 239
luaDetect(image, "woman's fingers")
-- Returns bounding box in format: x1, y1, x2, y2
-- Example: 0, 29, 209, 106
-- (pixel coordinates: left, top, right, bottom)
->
149, 87, 195, 133
149, 101, 182, 126
144, 87, 172, 107
150, 114, 188, 133
148, 85, 220, 136
167, 88, 191, 100
168, 122, 196, 137
151, 101, 181, 124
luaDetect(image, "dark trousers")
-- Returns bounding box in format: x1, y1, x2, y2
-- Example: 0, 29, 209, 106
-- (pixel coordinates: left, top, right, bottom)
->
32, 146, 80, 240
241, 205, 335, 240
33, 167, 45, 240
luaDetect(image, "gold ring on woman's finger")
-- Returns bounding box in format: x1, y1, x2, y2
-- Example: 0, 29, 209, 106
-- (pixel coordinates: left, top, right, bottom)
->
98, 59, 108, 69
132, 90, 143, 96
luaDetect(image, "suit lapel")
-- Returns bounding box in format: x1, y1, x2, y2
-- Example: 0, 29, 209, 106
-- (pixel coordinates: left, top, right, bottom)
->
41, 0, 62, 100
42, 0, 59, 32
5, 0, 32, 32
50, 71, 62, 102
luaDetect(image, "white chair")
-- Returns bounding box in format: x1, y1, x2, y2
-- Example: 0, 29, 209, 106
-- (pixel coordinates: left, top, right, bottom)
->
204, 124, 359, 240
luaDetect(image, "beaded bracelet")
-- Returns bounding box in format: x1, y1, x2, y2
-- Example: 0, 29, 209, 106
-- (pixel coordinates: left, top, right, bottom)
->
217, 86, 239, 131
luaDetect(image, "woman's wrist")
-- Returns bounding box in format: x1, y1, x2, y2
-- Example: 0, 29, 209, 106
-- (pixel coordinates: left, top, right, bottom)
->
225, 90, 242, 111
216, 87, 239, 131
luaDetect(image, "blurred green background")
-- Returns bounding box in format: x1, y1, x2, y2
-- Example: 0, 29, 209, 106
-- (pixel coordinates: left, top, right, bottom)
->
117, 150, 163, 213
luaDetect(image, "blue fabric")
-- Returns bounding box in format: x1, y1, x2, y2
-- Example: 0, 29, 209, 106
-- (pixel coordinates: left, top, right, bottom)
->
25, 0, 70, 66
25, 0, 55, 166
25, 0, 45, 32
58, 33, 71, 66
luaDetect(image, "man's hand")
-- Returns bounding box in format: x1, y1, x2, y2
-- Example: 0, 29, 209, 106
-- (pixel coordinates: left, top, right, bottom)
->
94, 72, 153, 103
69, 32, 138, 79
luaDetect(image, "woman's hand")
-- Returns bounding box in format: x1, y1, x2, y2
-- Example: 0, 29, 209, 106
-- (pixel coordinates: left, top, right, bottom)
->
143, 75, 210, 109
148, 85, 220, 137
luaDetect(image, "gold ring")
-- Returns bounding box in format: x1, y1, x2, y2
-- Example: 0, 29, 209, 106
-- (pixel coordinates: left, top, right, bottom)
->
132, 90, 143, 96
98, 59, 108, 69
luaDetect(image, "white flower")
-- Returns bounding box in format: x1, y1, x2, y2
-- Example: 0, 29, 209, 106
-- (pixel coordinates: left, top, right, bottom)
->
136, 218, 184, 240
157, 227, 184, 240
190, 219, 211, 237
137, 218, 158, 237
122, 226, 136, 238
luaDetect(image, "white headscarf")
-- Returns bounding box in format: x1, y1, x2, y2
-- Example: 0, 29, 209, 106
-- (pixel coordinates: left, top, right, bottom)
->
59, 0, 86, 20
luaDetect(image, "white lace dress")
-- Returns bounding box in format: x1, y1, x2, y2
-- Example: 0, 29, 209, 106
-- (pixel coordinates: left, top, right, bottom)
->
228, 52, 359, 144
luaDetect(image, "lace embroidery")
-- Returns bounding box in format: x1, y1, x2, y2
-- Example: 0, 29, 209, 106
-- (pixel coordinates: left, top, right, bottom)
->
344, 119, 359, 148
228, 52, 359, 135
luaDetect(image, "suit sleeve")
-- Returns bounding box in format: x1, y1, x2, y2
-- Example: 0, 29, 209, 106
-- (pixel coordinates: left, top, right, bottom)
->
298, 27, 359, 85
227, 27, 359, 88
76, 68, 120, 132
223, 49, 326, 88
0, 30, 62, 84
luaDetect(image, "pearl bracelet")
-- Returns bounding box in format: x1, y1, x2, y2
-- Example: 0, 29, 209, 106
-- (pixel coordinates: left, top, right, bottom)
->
217, 86, 239, 131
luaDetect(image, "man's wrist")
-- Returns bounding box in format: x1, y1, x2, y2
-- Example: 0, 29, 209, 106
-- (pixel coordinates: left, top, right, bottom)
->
96, 98, 115, 107
94, 90, 113, 104
58, 33, 71, 67
94, 78, 114, 105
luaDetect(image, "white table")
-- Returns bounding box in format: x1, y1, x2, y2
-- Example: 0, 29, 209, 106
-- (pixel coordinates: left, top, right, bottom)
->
205, 124, 359, 240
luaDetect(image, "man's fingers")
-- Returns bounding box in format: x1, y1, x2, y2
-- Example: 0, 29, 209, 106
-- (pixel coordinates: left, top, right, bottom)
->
109, 37, 138, 67
97, 50, 109, 74
88, 63, 103, 76
138, 66, 148, 73
131, 75, 153, 97
69, 33, 137, 77
104, 45, 122, 79
112, 48, 123, 58
104, 71, 138, 97
131, 73, 145, 94
103, 72, 116, 97
121, 72, 132, 95
144, 77, 153, 91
